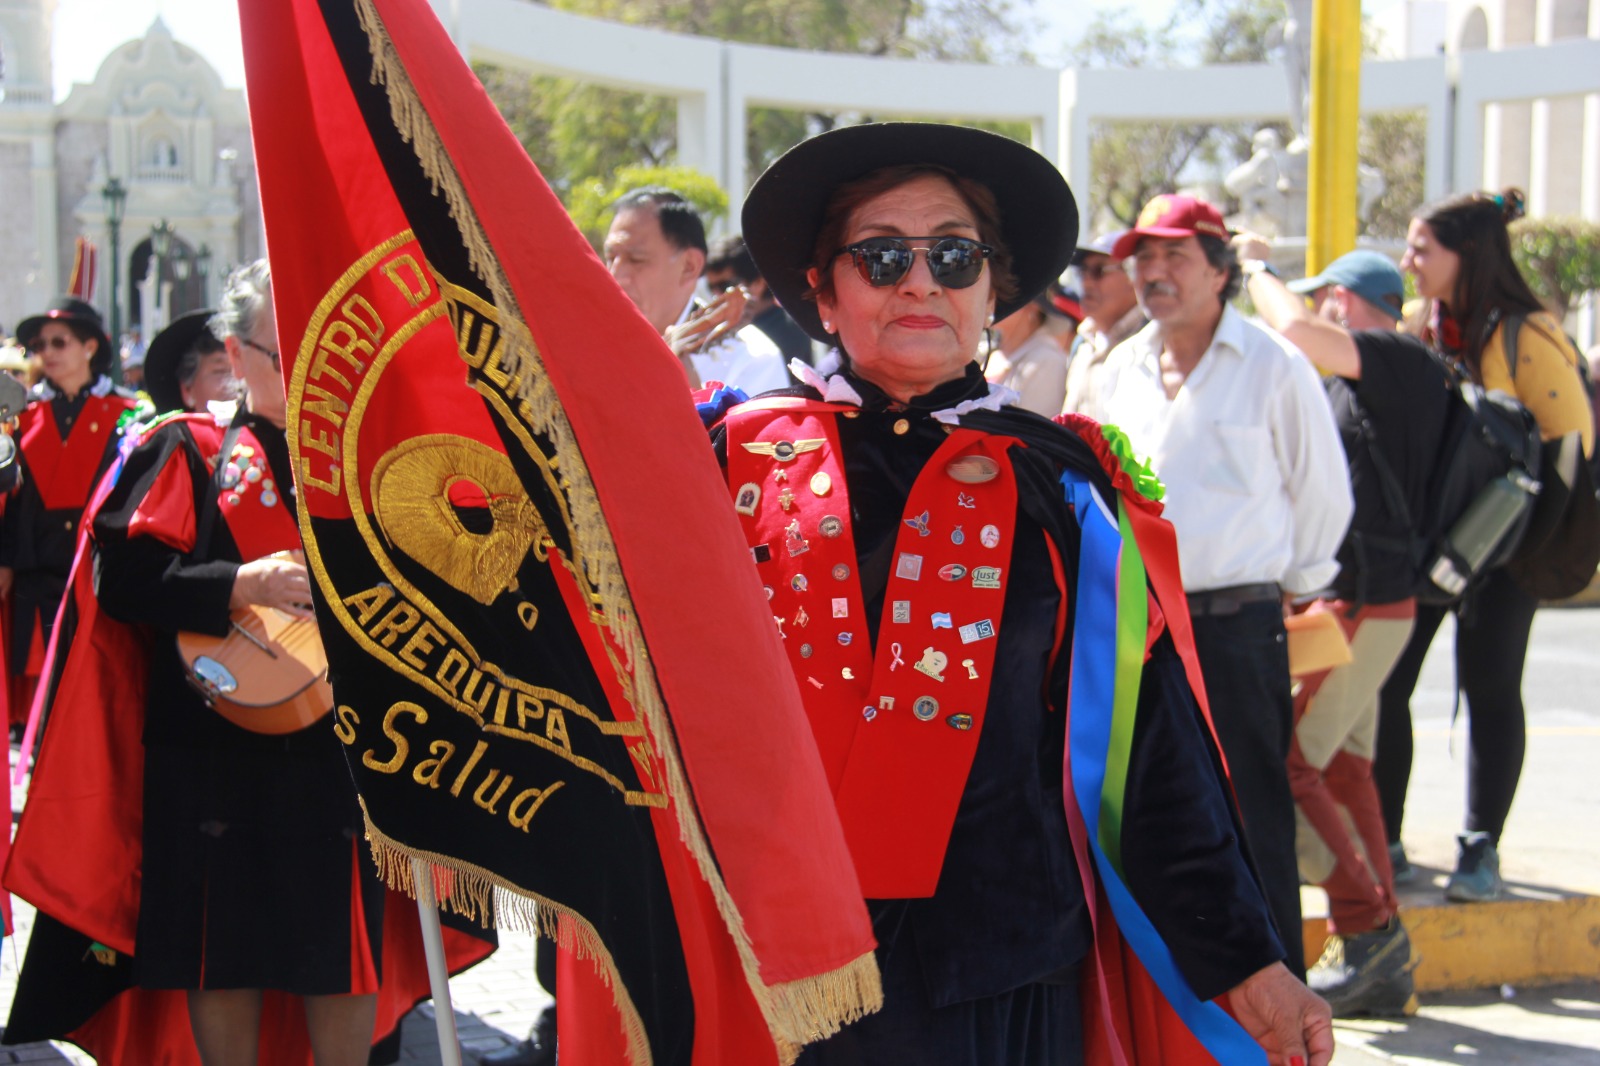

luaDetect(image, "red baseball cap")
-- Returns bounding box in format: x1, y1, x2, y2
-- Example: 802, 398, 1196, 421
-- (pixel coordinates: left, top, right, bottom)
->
1110, 194, 1230, 260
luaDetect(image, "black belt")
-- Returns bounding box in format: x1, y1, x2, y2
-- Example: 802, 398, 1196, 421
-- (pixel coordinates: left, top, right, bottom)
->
1186, 582, 1282, 618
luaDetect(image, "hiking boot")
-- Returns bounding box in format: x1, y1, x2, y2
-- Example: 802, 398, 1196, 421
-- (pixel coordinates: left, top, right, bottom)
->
1308, 917, 1420, 1018
1388, 841, 1416, 886
1445, 831, 1505, 903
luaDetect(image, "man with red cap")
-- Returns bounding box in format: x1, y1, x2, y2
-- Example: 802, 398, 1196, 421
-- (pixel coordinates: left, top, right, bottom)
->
1091, 194, 1353, 979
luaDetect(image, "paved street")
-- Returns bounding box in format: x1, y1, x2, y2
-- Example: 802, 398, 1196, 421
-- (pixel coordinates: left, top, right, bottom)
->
1, 604, 1596, 1064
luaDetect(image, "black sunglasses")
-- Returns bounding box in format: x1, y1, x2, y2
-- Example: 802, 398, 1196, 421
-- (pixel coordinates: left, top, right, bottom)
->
834, 236, 994, 289
27, 336, 77, 354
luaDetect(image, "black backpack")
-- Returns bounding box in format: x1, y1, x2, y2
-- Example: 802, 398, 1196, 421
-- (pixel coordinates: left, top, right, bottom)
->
1499, 313, 1600, 600
1359, 349, 1543, 607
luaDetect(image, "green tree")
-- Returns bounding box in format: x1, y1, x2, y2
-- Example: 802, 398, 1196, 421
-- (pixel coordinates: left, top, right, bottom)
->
1068, 0, 1425, 239
566, 164, 730, 247
1512, 217, 1600, 319
477, 0, 1036, 210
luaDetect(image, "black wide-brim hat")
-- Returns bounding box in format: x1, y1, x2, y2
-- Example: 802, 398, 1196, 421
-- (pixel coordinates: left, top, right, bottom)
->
16, 296, 114, 378
741, 122, 1079, 345
144, 308, 218, 414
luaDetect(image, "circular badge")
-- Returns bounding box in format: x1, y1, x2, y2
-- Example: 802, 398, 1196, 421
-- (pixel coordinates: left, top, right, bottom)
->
862, 706, 878, 721
791, 574, 809, 592
810, 471, 832, 496
946, 455, 1000, 484
800, 643, 813, 658
832, 563, 851, 581
245, 466, 263, 484
261, 491, 280, 507
912, 696, 939, 721
837, 631, 853, 646
951, 525, 965, 545
819, 515, 843, 538
980, 524, 1001, 549
772, 440, 797, 462
938, 563, 969, 581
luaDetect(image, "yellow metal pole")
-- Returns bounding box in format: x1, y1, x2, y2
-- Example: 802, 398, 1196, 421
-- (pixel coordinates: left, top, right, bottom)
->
1305, 0, 1363, 276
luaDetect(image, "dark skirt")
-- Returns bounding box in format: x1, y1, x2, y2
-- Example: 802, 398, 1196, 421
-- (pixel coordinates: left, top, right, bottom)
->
135, 731, 386, 995
795, 922, 1083, 1066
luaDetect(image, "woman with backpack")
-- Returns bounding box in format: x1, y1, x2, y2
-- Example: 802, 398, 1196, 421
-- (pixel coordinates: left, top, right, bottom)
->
1375, 188, 1594, 903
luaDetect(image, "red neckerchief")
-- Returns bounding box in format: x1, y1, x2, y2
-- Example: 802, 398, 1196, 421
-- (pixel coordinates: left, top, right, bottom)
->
17, 395, 135, 512
724, 396, 1021, 898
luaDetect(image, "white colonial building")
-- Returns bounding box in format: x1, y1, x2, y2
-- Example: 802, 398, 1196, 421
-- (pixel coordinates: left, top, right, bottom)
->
0, 2, 260, 343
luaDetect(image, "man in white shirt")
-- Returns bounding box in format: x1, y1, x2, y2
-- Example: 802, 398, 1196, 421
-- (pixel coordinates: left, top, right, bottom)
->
985, 289, 1071, 416
603, 188, 791, 395
1094, 194, 1354, 979
1062, 231, 1144, 416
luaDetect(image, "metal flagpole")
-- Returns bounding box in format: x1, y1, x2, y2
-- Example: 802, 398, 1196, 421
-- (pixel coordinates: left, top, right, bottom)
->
411, 857, 465, 1066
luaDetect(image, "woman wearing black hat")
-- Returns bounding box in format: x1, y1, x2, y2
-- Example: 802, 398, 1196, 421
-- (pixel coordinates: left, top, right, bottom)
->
0, 297, 142, 726
722, 123, 1331, 1065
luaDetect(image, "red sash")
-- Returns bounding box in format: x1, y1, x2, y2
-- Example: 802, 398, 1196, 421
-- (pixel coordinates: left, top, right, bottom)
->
724, 398, 1020, 898
212, 428, 301, 561
17, 396, 134, 512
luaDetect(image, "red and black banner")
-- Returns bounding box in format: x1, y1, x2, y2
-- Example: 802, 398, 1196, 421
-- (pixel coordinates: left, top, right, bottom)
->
240, 2, 879, 1063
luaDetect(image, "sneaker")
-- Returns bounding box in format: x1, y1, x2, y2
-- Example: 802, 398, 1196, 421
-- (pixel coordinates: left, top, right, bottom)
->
1308, 916, 1420, 1018
1388, 841, 1416, 886
1445, 831, 1505, 903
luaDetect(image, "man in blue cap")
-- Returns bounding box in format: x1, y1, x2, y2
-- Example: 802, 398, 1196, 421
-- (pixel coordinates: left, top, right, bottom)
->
1237, 238, 1451, 1019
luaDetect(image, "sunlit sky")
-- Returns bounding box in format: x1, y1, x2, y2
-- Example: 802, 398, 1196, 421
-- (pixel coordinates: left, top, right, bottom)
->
49, 0, 1412, 101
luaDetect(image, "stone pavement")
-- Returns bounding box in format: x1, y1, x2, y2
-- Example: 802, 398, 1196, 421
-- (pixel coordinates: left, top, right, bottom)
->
2, 604, 1597, 1064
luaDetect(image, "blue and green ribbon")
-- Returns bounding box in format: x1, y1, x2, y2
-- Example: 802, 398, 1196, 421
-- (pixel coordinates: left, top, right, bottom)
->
1062, 468, 1264, 1065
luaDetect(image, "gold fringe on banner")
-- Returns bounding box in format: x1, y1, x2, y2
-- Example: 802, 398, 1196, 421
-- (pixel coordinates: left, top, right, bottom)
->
351, 1, 881, 1061
362, 802, 651, 1065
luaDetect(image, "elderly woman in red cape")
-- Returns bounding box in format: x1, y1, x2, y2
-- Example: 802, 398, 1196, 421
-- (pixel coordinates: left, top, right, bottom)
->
704, 122, 1334, 1066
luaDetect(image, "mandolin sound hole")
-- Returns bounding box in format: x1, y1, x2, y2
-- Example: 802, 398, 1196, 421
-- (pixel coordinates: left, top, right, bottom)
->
193, 656, 239, 697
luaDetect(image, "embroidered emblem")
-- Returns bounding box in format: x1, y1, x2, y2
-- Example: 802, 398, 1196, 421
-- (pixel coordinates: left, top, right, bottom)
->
980, 524, 1001, 549
938, 564, 968, 581
971, 566, 1002, 589
958, 619, 996, 644
912, 696, 939, 720
895, 553, 924, 580
892, 600, 911, 623
904, 510, 931, 536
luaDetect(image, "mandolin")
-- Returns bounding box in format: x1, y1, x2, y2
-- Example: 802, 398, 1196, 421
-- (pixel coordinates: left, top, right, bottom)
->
178, 605, 334, 735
